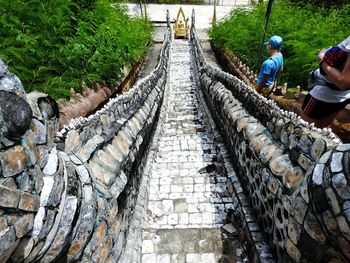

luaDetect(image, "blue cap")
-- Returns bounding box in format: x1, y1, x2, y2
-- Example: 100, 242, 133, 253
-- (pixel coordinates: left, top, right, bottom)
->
264, 35, 283, 48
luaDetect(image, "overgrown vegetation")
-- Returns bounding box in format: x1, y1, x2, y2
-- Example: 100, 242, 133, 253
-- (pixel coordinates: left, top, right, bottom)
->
129, 0, 204, 4
285, 0, 348, 7
209, 1, 349, 89
0, 0, 153, 99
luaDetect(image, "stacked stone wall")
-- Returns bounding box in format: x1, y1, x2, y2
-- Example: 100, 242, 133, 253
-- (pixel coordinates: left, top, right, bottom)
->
0, 22, 171, 262
190, 11, 350, 263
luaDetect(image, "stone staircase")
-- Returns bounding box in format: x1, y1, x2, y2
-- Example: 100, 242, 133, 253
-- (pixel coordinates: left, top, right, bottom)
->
1, 9, 350, 263
140, 40, 236, 262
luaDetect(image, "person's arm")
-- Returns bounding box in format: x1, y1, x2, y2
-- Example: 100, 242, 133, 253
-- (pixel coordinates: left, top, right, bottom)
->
256, 74, 269, 93
274, 65, 284, 88
321, 55, 350, 90
276, 65, 283, 78
256, 61, 271, 92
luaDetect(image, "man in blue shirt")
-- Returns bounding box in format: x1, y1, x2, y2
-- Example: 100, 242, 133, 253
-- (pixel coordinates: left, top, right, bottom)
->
255, 35, 284, 97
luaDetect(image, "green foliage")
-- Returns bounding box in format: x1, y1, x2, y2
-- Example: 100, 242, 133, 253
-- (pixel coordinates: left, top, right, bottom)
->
284, 0, 349, 7
128, 0, 204, 4
0, 0, 153, 99
209, 1, 350, 89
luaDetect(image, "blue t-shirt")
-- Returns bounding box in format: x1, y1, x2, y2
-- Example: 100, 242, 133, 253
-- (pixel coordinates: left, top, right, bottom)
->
256, 53, 283, 87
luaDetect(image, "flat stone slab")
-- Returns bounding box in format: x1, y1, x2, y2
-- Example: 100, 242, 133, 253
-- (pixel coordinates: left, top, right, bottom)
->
142, 228, 222, 258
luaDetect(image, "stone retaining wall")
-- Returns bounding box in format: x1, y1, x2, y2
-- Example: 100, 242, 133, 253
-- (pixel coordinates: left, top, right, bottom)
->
210, 45, 257, 86
190, 11, 350, 263
0, 19, 171, 262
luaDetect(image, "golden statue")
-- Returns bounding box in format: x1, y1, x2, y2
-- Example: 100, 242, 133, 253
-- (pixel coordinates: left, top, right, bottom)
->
173, 7, 189, 39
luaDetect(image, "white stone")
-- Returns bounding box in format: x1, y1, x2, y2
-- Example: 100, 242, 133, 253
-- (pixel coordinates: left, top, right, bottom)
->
157, 215, 168, 225
75, 165, 91, 184
198, 203, 215, 213
179, 213, 189, 225
186, 253, 201, 263
142, 240, 154, 254
158, 193, 169, 199
160, 178, 172, 185
32, 207, 46, 236
215, 184, 226, 193
213, 213, 223, 224
150, 179, 159, 186
152, 235, 161, 245
206, 184, 216, 192
318, 150, 332, 164
182, 177, 193, 184
159, 185, 170, 193
222, 197, 233, 203
183, 184, 194, 193
189, 213, 202, 224
149, 194, 158, 200
43, 147, 58, 175
202, 213, 214, 225
222, 224, 237, 234
160, 224, 173, 229
336, 144, 350, 152
194, 184, 205, 192
40, 177, 55, 207
169, 193, 181, 199
312, 164, 325, 185
149, 185, 159, 195
162, 200, 174, 214
148, 201, 164, 217
331, 152, 343, 173
188, 204, 199, 213
167, 213, 179, 225
202, 253, 217, 263
157, 254, 171, 263
170, 185, 182, 193
225, 203, 234, 210
194, 177, 205, 184
142, 253, 156, 263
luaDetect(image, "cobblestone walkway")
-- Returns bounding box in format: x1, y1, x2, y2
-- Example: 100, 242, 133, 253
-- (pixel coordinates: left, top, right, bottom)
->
141, 40, 235, 263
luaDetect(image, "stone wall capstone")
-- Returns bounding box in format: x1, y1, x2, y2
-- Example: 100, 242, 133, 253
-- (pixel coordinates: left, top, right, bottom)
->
190, 10, 350, 263
0, 17, 171, 262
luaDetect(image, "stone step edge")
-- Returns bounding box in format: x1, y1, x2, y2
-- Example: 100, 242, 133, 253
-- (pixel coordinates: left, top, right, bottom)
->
119, 43, 172, 263
225, 169, 276, 263
192, 45, 276, 263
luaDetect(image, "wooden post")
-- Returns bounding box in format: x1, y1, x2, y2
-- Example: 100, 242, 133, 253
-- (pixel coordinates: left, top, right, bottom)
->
139, 1, 143, 17
212, 0, 217, 26
258, 0, 274, 65
144, 1, 148, 20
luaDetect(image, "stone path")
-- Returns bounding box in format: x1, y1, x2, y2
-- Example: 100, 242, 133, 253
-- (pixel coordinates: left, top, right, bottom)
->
141, 40, 236, 262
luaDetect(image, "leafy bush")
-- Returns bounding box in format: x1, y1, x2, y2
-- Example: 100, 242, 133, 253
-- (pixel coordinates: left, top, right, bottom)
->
209, 1, 350, 89
128, 0, 204, 4
284, 0, 348, 7
0, 0, 153, 99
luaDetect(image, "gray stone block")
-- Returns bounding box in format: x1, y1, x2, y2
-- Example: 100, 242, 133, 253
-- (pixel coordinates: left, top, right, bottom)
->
18, 192, 39, 212
1, 146, 28, 177
77, 135, 104, 163
0, 185, 20, 208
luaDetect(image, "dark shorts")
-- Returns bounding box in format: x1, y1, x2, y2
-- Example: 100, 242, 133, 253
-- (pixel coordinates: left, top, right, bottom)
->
302, 93, 349, 119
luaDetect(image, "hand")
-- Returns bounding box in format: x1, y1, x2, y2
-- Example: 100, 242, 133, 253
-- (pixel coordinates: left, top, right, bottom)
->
317, 49, 327, 63
317, 47, 333, 63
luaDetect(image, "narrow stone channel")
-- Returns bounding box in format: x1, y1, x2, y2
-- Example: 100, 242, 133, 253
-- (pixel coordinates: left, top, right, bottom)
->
141, 40, 238, 263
